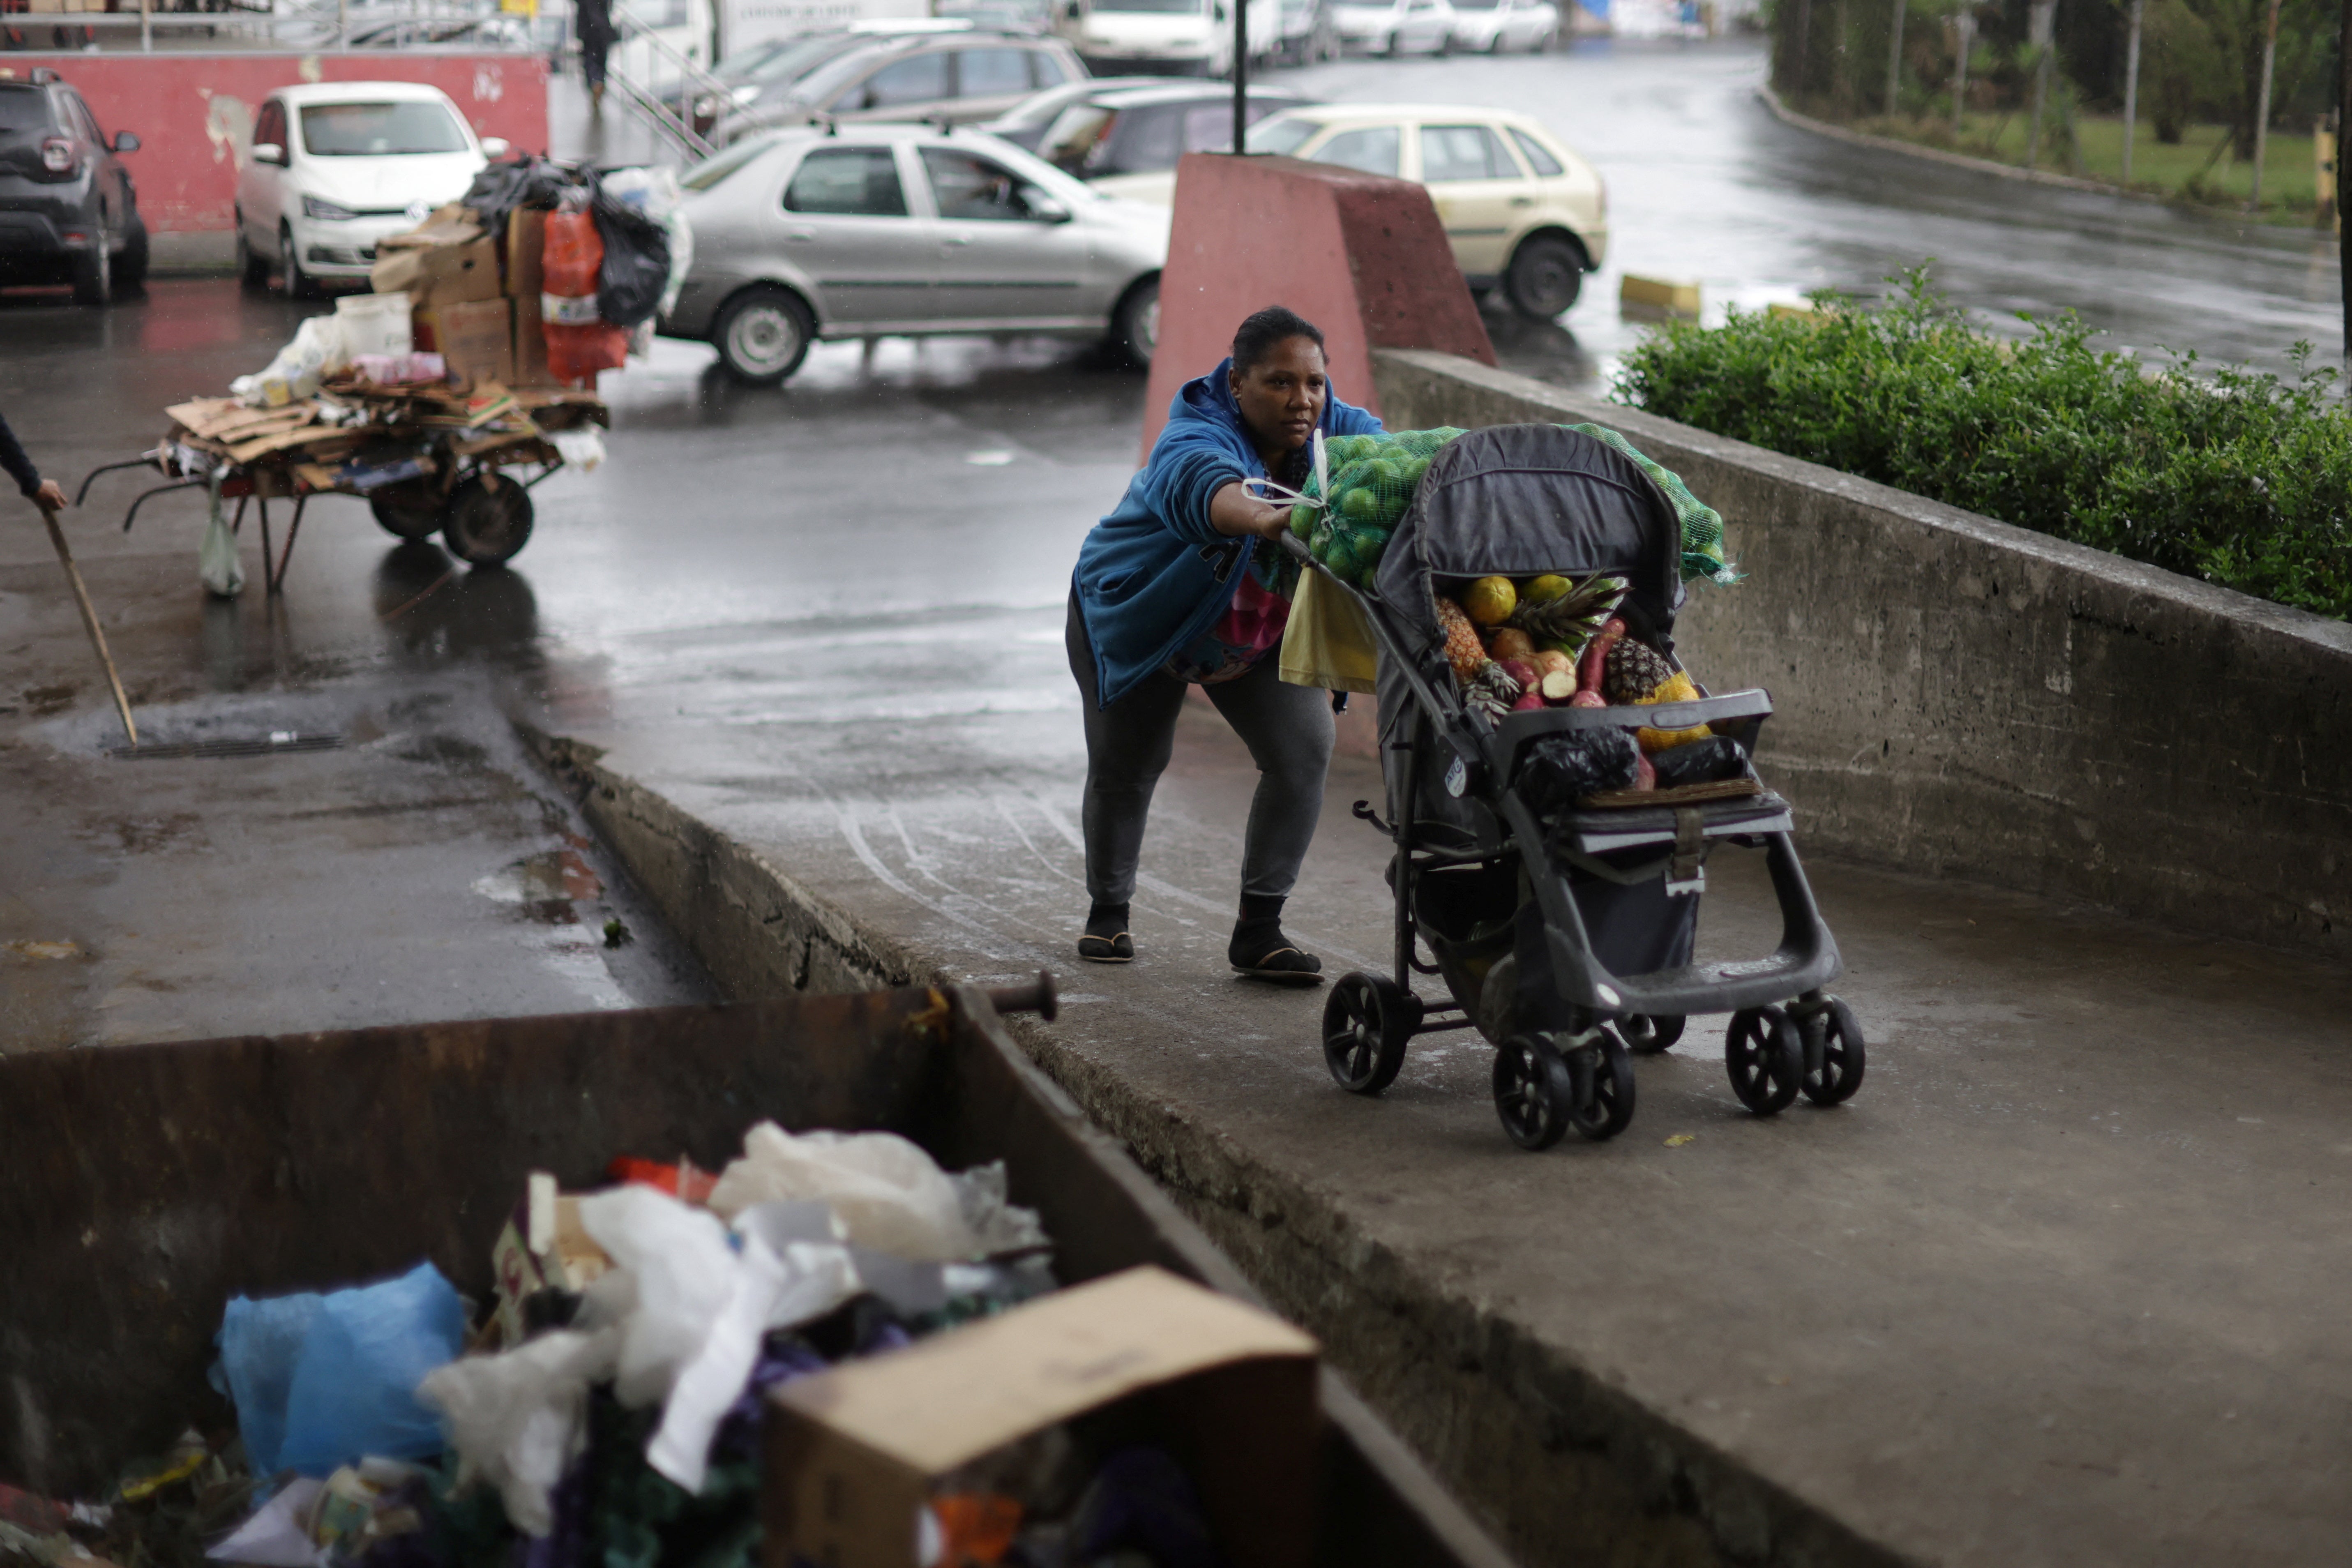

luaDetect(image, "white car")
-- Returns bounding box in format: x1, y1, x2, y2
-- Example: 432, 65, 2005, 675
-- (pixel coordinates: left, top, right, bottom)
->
1055, 0, 1283, 77
1244, 104, 1605, 318
1329, 0, 1455, 54
1447, 0, 1556, 51
234, 82, 507, 298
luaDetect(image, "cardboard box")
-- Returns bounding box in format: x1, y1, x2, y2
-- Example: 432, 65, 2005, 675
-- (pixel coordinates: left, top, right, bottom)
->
427, 298, 514, 389
372, 231, 502, 312
763, 1267, 1320, 1568
505, 208, 560, 389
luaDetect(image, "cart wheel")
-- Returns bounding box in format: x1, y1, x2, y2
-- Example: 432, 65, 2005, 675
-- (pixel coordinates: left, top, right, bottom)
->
1492, 1035, 1573, 1151
441, 475, 535, 567
1800, 996, 1867, 1106
1619, 1013, 1685, 1054
1567, 1030, 1637, 1141
1725, 1006, 1803, 1116
1322, 972, 1420, 1095
369, 482, 445, 541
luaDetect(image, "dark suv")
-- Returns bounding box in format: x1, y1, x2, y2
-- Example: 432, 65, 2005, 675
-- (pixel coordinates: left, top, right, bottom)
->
0, 68, 145, 305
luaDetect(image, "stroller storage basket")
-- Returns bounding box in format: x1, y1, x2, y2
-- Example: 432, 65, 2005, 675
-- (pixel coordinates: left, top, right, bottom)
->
1298, 424, 1864, 1151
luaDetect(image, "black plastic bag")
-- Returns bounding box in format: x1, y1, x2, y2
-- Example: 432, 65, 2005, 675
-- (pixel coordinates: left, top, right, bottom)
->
460, 157, 581, 243
591, 193, 670, 329
1516, 727, 1640, 813
1649, 735, 1749, 790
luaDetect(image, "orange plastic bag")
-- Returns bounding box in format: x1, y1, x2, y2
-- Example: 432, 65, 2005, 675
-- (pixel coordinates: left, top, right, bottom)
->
542, 207, 628, 387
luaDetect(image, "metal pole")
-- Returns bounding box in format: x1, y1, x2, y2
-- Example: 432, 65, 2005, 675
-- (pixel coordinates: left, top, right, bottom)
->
1952, 10, 1971, 138
2251, 0, 2282, 209
1232, 0, 1247, 154
337, 0, 347, 46
1884, 0, 1906, 115
139, 0, 150, 53
35, 503, 137, 748
2120, 0, 2141, 183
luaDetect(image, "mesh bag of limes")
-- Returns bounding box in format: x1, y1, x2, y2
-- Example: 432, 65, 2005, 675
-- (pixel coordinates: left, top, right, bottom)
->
1286, 427, 1468, 589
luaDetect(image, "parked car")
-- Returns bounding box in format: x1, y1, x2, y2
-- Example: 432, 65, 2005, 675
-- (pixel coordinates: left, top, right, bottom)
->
1031, 83, 1313, 197
1329, 0, 1454, 53
344, 14, 537, 47
974, 72, 1167, 151
0, 67, 145, 305
1445, 0, 1555, 48
688, 22, 977, 134
1275, 0, 1338, 61
1051, 0, 1282, 78
662, 123, 1168, 383
1243, 104, 1603, 318
710, 31, 1084, 145
234, 82, 507, 299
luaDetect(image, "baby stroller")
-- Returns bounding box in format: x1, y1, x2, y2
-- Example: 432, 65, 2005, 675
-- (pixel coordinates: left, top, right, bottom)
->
1283, 424, 1865, 1150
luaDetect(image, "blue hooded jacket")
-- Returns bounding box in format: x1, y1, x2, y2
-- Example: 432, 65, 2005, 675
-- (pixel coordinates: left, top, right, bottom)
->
1072, 359, 1382, 707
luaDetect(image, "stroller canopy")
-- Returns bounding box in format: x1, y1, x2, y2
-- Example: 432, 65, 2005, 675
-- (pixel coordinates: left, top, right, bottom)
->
1371, 424, 1686, 657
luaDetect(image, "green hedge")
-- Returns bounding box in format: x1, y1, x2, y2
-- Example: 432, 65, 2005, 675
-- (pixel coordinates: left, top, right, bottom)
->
1614, 272, 2352, 621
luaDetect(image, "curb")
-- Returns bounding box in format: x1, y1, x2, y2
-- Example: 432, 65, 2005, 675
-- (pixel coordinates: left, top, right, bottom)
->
518, 721, 1907, 1568
1755, 83, 2142, 200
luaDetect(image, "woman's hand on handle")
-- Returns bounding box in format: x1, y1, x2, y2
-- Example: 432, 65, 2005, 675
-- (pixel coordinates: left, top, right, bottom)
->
1209, 480, 1291, 541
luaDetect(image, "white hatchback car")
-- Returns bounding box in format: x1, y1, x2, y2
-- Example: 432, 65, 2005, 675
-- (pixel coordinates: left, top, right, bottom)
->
1329, 0, 1456, 55
1447, 0, 1558, 51
234, 82, 506, 298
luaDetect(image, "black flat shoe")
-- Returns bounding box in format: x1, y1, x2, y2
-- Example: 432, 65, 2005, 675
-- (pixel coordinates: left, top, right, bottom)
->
1230, 944, 1323, 985
1079, 902, 1134, 964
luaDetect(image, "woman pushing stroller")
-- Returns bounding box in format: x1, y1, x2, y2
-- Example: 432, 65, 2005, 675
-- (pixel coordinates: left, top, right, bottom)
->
1066, 306, 1381, 980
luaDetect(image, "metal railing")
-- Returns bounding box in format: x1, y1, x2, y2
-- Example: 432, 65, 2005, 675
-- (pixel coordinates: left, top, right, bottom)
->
604, 18, 722, 160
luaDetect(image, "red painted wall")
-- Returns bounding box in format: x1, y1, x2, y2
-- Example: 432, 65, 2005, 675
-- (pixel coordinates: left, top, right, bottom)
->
1143, 152, 1495, 456
0, 52, 550, 232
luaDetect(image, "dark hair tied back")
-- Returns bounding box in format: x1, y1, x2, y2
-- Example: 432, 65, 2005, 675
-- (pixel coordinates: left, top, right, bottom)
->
1232, 306, 1325, 373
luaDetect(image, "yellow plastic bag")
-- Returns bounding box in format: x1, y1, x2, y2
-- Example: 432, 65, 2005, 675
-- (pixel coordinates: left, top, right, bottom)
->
1279, 567, 1379, 694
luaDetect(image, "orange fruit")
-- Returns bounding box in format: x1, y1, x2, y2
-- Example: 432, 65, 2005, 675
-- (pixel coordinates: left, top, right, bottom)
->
1462, 575, 1517, 626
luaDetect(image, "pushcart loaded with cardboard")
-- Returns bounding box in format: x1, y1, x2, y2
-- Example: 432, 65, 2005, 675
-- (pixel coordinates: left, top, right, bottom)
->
82, 188, 636, 592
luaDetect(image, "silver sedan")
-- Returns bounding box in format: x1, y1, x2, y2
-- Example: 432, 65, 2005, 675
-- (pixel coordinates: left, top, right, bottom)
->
660, 123, 1169, 385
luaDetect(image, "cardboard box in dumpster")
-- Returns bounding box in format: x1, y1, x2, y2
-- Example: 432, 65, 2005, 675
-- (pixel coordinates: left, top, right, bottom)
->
763, 1266, 1320, 1568
373, 214, 502, 313
427, 297, 515, 389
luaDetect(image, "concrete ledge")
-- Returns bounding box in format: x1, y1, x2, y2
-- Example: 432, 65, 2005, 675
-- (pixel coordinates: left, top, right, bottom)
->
1756, 84, 2135, 199
518, 724, 1904, 1568
1371, 347, 2352, 961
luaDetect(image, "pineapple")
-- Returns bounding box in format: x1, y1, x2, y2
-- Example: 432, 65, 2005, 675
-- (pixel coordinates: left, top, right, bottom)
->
1464, 661, 1522, 723
1603, 638, 1675, 705
1435, 596, 1488, 685
1509, 572, 1628, 648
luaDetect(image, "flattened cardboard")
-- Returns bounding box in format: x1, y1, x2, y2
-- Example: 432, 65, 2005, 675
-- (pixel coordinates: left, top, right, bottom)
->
763, 1267, 1321, 1568
373, 235, 502, 311
427, 299, 514, 389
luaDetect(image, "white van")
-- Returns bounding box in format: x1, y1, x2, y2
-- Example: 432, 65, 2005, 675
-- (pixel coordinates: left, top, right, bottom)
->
1055, 0, 1282, 77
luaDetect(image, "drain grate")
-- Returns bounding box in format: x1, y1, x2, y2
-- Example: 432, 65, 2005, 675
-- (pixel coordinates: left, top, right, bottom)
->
109, 731, 347, 761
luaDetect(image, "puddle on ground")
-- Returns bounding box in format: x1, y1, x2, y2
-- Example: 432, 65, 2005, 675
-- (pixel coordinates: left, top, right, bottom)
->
473, 848, 604, 923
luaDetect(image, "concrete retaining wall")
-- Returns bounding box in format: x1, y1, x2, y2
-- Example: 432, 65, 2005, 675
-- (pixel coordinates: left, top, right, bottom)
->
1372, 348, 2352, 960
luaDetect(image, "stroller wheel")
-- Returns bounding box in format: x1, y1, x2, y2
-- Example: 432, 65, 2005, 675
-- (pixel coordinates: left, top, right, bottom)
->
1800, 996, 1867, 1106
1567, 1031, 1637, 1141
1322, 973, 1420, 1095
1492, 1035, 1574, 1151
1620, 1014, 1686, 1054
1725, 1006, 1804, 1116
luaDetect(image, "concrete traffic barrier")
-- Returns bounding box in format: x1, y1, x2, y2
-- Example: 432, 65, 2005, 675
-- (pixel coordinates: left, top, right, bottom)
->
1619, 273, 1702, 317
1372, 346, 2352, 961
1143, 153, 1495, 453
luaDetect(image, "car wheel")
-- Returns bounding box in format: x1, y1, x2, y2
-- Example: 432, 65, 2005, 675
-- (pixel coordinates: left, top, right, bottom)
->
236, 215, 269, 291
1112, 275, 1160, 369
713, 287, 814, 385
70, 229, 111, 307
1505, 235, 1583, 319
117, 217, 149, 296
280, 222, 319, 300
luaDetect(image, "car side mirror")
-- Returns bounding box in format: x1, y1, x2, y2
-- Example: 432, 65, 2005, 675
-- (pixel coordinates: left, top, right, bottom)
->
250, 141, 285, 166
481, 136, 511, 157
112, 130, 138, 153
1022, 188, 1071, 222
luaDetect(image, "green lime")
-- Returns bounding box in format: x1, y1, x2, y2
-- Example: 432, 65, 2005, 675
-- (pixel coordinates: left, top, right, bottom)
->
1347, 526, 1388, 574
1321, 535, 1361, 582
1290, 504, 1314, 538
1342, 486, 1382, 521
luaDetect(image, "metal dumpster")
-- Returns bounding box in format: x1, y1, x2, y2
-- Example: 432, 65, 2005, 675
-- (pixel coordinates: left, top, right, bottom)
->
0, 981, 1510, 1568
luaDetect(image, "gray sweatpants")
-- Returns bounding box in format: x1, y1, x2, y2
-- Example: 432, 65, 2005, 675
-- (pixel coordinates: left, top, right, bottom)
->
1066, 594, 1334, 909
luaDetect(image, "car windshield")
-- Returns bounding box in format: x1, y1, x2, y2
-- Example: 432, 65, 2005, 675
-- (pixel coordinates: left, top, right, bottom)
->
1093, 0, 1203, 12
789, 48, 892, 105
737, 34, 863, 84
681, 136, 777, 190
1243, 115, 1317, 156
0, 88, 50, 135
300, 101, 468, 156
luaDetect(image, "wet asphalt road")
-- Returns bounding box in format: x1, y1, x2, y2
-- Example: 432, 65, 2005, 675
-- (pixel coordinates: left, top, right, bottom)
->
0, 34, 2340, 1051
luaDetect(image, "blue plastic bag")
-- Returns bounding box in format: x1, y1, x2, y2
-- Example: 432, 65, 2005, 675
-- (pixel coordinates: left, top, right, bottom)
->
217, 1261, 466, 1476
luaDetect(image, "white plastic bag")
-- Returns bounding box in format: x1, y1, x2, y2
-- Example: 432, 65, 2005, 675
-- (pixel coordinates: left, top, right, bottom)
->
415, 1327, 619, 1537
548, 427, 605, 473
574, 1185, 740, 1411
706, 1123, 1042, 1262
200, 477, 244, 598
231, 315, 350, 408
